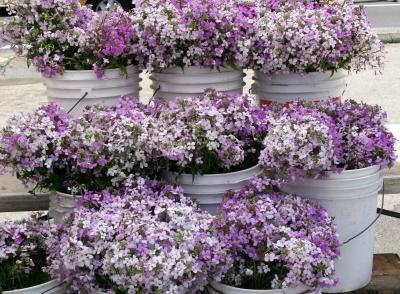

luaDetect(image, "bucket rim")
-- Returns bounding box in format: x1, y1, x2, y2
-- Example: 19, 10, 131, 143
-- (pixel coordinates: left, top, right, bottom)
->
168, 164, 261, 179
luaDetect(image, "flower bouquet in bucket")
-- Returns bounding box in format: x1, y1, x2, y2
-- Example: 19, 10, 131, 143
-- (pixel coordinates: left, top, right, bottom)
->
0, 213, 65, 293
0, 99, 160, 223
247, 0, 385, 104
157, 90, 266, 214
259, 99, 397, 292
1, 1, 142, 115
209, 184, 340, 293
46, 177, 231, 293
133, 0, 253, 99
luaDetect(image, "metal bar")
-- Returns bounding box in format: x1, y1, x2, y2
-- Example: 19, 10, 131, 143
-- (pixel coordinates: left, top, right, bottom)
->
380, 175, 400, 195
377, 208, 400, 218
0, 192, 50, 212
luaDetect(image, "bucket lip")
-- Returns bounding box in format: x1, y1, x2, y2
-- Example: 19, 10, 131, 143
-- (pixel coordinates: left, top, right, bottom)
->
55, 191, 83, 198
284, 178, 383, 193
168, 164, 261, 179
254, 69, 347, 79
44, 65, 138, 81
151, 81, 245, 89
282, 181, 382, 200
323, 165, 381, 180
210, 282, 306, 293
155, 65, 240, 74
156, 88, 244, 96
149, 74, 244, 83
329, 164, 380, 174
3, 279, 61, 293
62, 64, 136, 74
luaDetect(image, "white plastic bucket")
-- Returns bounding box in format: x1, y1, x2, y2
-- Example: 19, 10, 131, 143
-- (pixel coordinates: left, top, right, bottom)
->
281, 165, 383, 292
150, 66, 244, 101
3, 280, 66, 294
163, 165, 261, 215
43, 66, 141, 117
253, 70, 347, 105
208, 282, 320, 294
48, 191, 81, 224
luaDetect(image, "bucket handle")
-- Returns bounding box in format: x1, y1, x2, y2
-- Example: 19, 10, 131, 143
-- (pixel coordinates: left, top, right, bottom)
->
67, 92, 88, 114
40, 281, 66, 294
0, 282, 66, 294
340, 182, 385, 247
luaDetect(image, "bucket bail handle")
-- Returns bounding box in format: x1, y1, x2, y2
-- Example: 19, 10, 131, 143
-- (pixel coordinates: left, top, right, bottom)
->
340, 181, 385, 247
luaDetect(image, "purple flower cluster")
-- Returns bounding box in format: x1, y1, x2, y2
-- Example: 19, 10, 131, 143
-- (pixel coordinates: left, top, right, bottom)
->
1, 0, 384, 76
213, 185, 340, 290
247, 1, 385, 74
155, 90, 265, 175
46, 177, 231, 293
0, 103, 70, 189
60, 98, 160, 193
1, 1, 139, 77
259, 99, 397, 181
0, 213, 52, 290
132, 0, 255, 71
85, 7, 140, 78
0, 98, 160, 194
1, 0, 96, 77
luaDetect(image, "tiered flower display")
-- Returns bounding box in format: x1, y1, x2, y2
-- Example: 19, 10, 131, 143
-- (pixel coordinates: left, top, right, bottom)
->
0, 0, 396, 292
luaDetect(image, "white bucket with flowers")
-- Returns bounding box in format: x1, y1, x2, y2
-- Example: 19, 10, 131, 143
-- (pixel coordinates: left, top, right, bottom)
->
133, 0, 249, 101
151, 66, 244, 101
247, 1, 384, 106
210, 188, 339, 294
0, 214, 66, 294
159, 90, 264, 214
2, 2, 141, 117
281, 166, 382, 292
45, 183, 232, 293
0, 100, 158, 225
258, 100, 396, 292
